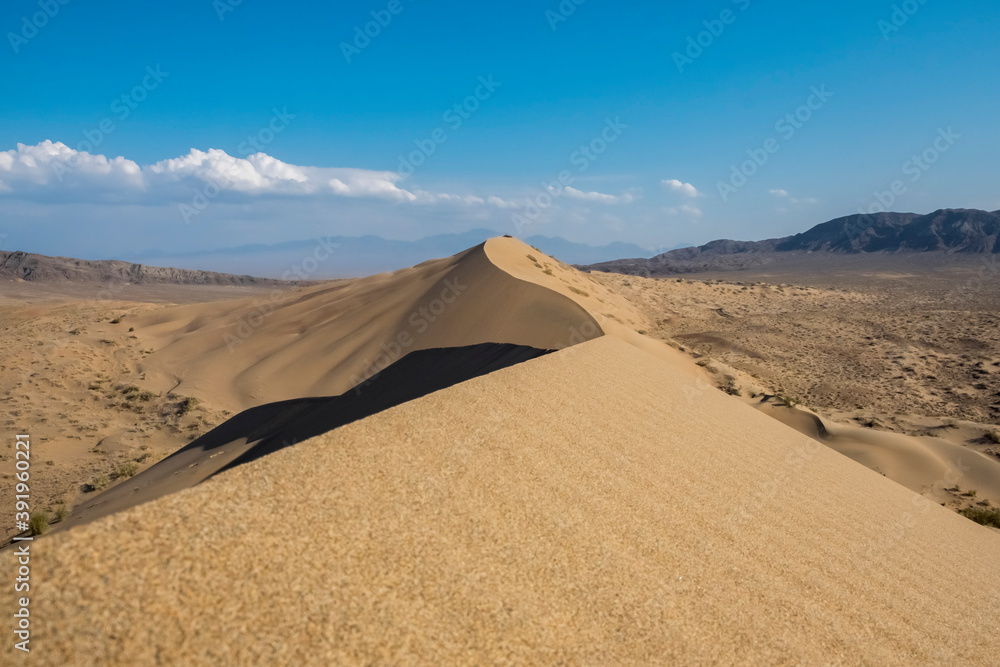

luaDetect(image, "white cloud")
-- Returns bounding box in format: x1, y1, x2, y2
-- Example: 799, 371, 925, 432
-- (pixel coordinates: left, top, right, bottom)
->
769, 188, 817, 205
486, 195, 519, 209
0, 141, 424, 203
0, 140, 143, 193
661, 178, 700, 198
561, 186, 634, 204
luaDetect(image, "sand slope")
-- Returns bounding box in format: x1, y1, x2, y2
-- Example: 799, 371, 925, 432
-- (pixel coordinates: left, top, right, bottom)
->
756, 401, 1000, 507
132, 239, 605, 413
55, 343, 551, 532
4, 336, 998, 665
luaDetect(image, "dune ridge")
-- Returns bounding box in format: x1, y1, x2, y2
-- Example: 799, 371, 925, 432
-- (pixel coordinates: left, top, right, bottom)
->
133, 240, 604, 413
5, 336, 999, 665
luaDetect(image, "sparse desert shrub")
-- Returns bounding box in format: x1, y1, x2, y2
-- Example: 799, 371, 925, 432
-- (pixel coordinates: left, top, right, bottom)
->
568, 286, 589, 297
177, 396, 200, 415
109, 317, 121, 324
526, 254, 538, 263
985, 430, 1000, 444
695, 359, 710, 367
126, 390, 155, 402
966, 489, 978, 498
115, 461, 139, 479
776, 394, 799, 408
959, 506, 1000, 529
543, 269, 553, 276
54, 506, 69, 522
91, 474, 110, 491
637, 330, 647, 335
29, 512, 49, 536
721, 382, 741, 396
128, 327, 134, 332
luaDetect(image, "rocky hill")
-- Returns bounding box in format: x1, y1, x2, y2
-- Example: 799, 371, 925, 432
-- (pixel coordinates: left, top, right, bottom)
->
0, 250, 297, 286
584, 208, 1000, 275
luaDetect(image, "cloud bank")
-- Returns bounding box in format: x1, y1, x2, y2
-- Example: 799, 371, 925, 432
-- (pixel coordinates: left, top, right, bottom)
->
0, 141, 437, 203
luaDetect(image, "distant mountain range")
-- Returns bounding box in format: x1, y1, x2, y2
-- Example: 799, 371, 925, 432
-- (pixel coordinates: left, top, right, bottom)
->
8, 209, 997, 284
1, 231, 652, 283
583, 209, 1000, 275
125, 230, 652, 279
0, 250, 296, 286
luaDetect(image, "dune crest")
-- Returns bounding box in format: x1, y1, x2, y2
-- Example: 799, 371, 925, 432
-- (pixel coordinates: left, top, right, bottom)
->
134, 238, 603, 413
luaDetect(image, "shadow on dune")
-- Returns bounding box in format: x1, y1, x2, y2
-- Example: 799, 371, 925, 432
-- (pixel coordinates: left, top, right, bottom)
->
48, 343, 552, 535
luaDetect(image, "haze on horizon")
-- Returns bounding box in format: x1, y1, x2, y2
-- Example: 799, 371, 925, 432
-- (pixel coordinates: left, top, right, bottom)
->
1, 0, 998, 260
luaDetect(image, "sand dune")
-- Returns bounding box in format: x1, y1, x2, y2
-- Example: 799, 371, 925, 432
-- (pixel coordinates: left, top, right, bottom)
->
42, 238, 700, 531
5, 236, 1000, 663
756, 401, 1000, 507
133, 239, 609, 412
4, 336, 998, 664
57, 343, 550, 532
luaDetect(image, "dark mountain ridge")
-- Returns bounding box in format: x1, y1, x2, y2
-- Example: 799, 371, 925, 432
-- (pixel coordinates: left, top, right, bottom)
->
584, 208, 1000, 275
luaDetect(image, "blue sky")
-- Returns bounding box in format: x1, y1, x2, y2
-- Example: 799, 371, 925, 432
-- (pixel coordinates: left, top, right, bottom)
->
1, 0, 998, 259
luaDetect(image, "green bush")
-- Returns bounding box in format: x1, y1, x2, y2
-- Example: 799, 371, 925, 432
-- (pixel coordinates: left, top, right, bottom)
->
91, 474, 110, 491
959, 506, 1000, 528
29, 512, 49, 536
115, 462, 139, 479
